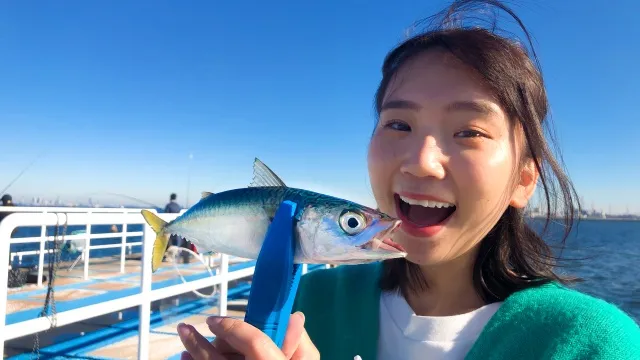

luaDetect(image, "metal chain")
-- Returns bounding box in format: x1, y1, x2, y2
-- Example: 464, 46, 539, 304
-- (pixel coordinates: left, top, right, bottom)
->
31, 215, 66, 359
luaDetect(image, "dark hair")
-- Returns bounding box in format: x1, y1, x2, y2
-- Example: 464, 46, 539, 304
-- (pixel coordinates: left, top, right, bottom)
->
170, 193, 177, 200
376, 0, 582, 303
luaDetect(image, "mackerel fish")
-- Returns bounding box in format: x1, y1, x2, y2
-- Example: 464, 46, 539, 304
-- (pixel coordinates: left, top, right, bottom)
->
141, 158, 406, 272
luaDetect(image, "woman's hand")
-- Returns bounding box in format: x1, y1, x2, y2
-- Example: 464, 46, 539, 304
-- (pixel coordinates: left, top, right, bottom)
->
177, 311, 319, 360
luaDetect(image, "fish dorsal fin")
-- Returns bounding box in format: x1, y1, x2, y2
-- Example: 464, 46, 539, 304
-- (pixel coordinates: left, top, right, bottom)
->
201, 191, 214, 199
249, 158, 287, 188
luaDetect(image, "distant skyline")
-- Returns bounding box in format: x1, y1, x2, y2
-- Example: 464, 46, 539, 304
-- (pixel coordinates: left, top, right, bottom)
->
11, 193, 638, 217
1, 1, 639, 214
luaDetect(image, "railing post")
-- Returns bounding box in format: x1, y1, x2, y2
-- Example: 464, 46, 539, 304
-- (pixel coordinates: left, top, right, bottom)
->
83, 211, 92, 280
0, 216, 17, 359
219, 254, 229, 316
37, 211, 47, 287
120, 213, 127, 274
138, 217, 154, 360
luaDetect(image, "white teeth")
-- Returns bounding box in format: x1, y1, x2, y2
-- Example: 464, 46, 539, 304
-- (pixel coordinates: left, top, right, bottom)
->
399, 195, 455, 208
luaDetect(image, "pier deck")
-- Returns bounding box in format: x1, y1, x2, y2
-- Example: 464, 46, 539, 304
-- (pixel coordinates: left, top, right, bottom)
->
4, 254, 256, 359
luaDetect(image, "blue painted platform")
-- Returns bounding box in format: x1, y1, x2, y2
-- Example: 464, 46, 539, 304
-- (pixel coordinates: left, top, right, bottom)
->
4, 263, 329, 359
6, 260, 257, 325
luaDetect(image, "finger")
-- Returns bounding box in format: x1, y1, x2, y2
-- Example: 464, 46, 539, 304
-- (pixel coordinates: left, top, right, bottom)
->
281, 312, 305, 358
214, 314, 312, 360
206, 316, 285, 360
180, 351, 194, 360
177, 322, 227, 360
291, 326, 320, 360
212, 337, 235, 354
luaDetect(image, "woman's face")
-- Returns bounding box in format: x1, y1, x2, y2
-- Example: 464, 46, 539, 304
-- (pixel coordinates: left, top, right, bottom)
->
367, 50, 536, 266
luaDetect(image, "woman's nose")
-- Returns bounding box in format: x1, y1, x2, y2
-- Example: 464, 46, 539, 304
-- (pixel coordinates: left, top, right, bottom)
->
399, 136, 446, 179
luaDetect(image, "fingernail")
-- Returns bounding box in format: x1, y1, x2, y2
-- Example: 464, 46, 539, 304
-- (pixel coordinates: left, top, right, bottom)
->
294, 311, 305, 322
177, 323, 190, 336
206, 316, 223, 328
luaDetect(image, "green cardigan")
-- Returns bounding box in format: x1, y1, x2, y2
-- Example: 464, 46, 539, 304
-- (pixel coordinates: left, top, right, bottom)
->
292, 262, 640, 360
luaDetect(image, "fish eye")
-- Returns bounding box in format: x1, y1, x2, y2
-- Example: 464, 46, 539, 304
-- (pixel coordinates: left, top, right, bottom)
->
339, 211, 367, 235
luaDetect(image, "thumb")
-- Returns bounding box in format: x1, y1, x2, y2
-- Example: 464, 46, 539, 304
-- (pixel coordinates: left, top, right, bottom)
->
281, 312, 319, 360
291, 323, 319, 360
281, 312, 305, 358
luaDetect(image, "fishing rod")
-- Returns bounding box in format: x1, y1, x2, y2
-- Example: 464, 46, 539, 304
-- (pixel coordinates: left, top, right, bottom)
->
0, 152, 46, 195
86, 192, 162, 209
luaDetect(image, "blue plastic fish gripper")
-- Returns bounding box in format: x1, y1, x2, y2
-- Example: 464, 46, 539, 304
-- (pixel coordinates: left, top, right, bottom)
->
244, 200, 302, 348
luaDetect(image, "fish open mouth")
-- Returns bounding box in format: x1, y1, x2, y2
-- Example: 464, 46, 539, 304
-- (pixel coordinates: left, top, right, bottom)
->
359, 220, 405, 253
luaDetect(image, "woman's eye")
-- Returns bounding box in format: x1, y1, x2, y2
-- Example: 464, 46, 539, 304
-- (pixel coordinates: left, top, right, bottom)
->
454, 129, 485, 138
383, 120, 411, 132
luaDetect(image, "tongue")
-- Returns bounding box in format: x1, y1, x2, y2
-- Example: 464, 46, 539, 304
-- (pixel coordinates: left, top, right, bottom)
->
405, 204, 454, 227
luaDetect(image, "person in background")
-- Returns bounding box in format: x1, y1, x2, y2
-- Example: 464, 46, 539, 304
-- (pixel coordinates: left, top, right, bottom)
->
2, 194, 13, 206
164, 193, 182, 247
0, 194, 15, 223
163, 193, 191, 264
165, 193, 181, 214
0, 194, 18, 237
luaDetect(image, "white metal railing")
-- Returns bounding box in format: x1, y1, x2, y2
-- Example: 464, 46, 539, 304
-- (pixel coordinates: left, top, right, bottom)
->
0, 206, 148, 213
8, 229, 144, 284
4, 209, 146, 285
1, 207, 187, 282
0, 208, 325, 359
0, 210, 240, 358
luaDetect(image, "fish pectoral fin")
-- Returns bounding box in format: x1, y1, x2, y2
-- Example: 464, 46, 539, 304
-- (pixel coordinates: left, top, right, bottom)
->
201, 191, 214, 199
248, 158, 287, 188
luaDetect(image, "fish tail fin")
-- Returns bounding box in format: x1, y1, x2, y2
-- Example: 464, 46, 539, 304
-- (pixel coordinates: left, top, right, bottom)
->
141, 210, 170, 273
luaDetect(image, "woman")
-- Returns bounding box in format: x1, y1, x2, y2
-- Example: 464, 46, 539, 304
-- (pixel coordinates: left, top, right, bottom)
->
177, 1, 640, 359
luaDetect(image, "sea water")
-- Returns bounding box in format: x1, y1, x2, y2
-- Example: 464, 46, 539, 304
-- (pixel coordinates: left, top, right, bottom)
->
530, 218, 639, 323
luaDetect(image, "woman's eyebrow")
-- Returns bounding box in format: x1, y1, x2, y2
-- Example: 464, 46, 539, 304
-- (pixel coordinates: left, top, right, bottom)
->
380, 99, 497, 116
380, 99, 421, 112
444, 100, 497, 116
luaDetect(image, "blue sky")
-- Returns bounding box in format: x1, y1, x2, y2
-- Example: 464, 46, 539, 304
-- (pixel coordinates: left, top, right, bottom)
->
0, 0, 638, 213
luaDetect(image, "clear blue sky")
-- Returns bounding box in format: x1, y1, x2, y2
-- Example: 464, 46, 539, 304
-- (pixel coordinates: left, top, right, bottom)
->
1, 0, 638, 213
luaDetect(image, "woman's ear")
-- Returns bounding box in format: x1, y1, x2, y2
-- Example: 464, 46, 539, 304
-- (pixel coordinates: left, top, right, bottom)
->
510, 158, 539, 208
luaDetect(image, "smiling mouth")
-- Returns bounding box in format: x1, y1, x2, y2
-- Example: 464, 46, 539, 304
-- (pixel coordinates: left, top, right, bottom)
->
394, 194, 456, 227
360, 220, 405, 253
